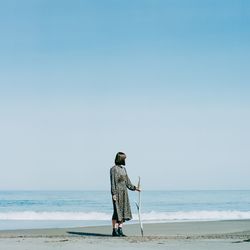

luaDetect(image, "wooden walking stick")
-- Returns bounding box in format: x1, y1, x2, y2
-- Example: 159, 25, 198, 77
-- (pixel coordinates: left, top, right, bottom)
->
135, 176, 143, 237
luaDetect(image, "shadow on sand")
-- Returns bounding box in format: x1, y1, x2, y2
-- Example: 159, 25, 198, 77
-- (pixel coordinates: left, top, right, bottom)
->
67, 231, 112, 237
232, 239, 250, 244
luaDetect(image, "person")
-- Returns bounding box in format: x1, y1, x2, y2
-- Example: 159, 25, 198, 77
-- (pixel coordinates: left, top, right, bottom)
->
110, 152, 140, 237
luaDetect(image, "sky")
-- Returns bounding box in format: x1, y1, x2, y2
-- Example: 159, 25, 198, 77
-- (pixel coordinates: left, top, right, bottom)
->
0, 0, 249, 190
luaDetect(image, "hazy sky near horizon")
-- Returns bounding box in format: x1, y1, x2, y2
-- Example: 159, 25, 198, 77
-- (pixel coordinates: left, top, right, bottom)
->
0, 0, 249, 190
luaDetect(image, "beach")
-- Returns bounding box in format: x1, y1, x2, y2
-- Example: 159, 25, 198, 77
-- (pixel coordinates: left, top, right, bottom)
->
1, 220, 250, 250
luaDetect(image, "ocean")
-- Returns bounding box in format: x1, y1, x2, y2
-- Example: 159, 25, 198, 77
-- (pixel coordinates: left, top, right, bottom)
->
0, 190, 250, 230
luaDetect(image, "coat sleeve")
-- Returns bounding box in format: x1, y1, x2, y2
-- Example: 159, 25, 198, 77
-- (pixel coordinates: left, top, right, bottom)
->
110, 167, 117, 195
125, 168, 136, 191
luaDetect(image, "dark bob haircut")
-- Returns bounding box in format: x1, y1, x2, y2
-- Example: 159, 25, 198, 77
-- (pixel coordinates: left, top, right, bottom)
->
115, 152, 126, 166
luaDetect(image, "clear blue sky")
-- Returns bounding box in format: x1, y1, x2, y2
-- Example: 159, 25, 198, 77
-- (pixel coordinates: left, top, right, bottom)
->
0, 0, 249, 190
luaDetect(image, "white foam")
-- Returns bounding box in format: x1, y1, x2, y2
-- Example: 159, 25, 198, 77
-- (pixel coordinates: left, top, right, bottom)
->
1, 210, 250, 221
0, 211, 111, 221
139, 210, 250, 221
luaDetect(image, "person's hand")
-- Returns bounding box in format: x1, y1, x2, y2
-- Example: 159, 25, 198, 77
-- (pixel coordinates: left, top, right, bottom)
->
112, 195, 117, 201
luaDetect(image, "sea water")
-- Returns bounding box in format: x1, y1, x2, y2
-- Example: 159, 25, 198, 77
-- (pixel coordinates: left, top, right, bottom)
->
0, 190, 250, 230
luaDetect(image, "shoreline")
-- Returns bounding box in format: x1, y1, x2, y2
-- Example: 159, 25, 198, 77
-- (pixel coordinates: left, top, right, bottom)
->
1, 220, 250, 250
1, 220, 250, 238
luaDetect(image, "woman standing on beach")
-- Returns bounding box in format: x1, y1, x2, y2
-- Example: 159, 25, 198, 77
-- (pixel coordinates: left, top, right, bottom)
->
110, 152, 140, 237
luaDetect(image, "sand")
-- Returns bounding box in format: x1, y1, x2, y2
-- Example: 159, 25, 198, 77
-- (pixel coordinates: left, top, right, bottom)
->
0, 220, 250, 249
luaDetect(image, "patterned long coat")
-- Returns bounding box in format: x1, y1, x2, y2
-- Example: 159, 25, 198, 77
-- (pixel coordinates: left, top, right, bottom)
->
110, 165, 136, 222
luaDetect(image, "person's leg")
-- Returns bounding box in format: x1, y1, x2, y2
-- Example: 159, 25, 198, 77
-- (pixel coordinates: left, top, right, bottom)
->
112, 219, 119, 236
112, 219, 118, 229
112, 201, 119, 236
118, 222, 126, 237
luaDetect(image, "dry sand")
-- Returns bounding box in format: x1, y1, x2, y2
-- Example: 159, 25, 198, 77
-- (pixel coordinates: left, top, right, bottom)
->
0, 220, 250, 249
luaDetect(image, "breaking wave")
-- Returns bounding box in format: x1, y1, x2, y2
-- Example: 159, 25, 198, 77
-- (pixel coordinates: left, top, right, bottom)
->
1, 210, 250, 221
